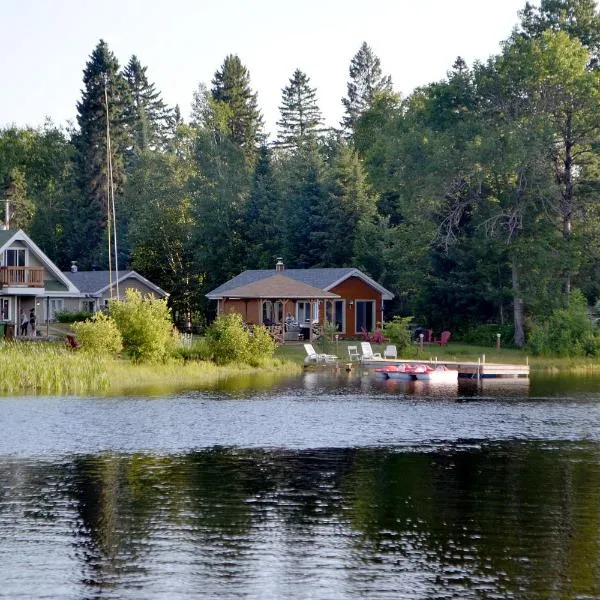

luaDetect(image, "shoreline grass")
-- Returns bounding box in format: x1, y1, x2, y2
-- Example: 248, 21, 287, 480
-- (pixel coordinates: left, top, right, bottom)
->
0, 341, 301, 396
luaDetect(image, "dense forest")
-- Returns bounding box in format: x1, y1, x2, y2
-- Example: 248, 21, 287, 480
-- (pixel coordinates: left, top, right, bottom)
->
1, 0, 599, 346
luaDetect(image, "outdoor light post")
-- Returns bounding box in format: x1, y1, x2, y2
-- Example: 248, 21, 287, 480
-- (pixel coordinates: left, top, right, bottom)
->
496, 333, 501, 350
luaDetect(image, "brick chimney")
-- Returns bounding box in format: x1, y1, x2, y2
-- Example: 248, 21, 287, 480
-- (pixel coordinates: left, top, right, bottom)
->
275, 257, 284, 272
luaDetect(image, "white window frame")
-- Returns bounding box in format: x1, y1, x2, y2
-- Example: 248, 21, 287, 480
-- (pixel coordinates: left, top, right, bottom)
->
325, 299, 345, 333
48, 299, 64, 321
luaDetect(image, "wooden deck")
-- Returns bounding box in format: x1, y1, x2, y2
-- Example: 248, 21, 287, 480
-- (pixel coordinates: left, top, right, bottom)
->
360, 357, 529, 379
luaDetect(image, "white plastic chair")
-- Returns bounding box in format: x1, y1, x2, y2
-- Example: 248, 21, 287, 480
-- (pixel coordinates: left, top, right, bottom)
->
383, 344, 397, 359
347, 345, 360, 361
360, 341, 382, 359
304, 343, 337, 364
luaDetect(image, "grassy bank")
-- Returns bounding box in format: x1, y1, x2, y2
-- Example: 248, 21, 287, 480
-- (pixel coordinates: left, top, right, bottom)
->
275, 339, 600, 373
0, 341, 301, 395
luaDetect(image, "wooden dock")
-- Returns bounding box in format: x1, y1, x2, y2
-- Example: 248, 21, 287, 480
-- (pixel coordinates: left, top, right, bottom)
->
360, 357, 529, 379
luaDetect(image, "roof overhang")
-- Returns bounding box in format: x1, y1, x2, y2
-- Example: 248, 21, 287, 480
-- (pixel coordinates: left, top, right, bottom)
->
324, 269, 394, 300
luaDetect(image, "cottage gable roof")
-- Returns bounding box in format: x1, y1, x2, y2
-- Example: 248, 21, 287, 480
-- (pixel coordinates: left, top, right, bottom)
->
63, 270, 168, 297
207, 268, 393, 300
221, 274, 340, 299
0, 229, 79, 293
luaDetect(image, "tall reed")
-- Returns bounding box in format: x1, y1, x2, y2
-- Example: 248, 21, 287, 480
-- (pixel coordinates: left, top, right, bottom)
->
0, 342, 301, 396
0, 341, 110, 394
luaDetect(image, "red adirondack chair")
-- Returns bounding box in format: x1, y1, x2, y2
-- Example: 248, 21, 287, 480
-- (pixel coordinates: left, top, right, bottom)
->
437, 331, 451, 346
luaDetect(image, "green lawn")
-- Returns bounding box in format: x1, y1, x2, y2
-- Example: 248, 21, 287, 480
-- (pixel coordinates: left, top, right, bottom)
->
275, 338, 600, 373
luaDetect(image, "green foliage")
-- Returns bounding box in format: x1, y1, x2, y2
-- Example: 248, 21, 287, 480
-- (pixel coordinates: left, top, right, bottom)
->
382, 316, 413, 354
247, 325, 277, 366
174, 337, 212, 361
55, 310, 94, 323
458, 323, 515, 347
205, 313, 276, 365
109, 288, 178, 362
528, 290, 599, 356
72, 312, 123, 355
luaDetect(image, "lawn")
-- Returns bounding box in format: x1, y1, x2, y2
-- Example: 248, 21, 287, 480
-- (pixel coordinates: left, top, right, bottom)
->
275, 338, 600, 373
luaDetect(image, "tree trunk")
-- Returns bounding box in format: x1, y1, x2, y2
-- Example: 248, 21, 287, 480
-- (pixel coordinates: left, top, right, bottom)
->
512, 256, 525, 348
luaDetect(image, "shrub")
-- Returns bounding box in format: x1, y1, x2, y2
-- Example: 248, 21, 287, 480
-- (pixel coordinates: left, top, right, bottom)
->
72, 312, 123, 355
109, 289, 178, 362
247, 324, 276, 365
205, 313, 251, 365
382, 316, 413, 354
204, 314, 277, 365
528, 290, 599, 357
55, 310, 93, 324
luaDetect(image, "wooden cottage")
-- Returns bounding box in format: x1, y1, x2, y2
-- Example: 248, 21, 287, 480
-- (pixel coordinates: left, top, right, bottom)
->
206, 260, 394, 338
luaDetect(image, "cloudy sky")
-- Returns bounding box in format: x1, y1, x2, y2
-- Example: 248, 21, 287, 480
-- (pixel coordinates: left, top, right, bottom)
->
1, 0, 527, 137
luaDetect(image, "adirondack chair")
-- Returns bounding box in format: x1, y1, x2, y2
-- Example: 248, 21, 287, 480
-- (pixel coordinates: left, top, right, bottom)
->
437, 331, 452, 346
304, 343, 337, 364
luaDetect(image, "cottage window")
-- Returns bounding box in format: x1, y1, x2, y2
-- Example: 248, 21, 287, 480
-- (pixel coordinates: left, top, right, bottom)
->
4, 248, 26, 267
355, 300, 375, 333
325, 300, 345, 333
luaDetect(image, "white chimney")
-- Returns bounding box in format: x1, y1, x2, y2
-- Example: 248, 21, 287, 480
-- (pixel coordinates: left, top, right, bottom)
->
70, 261, 78, 273
275, 257, 284, 272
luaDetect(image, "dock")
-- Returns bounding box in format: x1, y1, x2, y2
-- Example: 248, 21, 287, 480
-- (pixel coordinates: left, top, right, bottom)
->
360, 356, 529, 379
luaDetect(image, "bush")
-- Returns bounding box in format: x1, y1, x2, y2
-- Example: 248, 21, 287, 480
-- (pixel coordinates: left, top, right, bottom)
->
108, 289, 178, 362
205, 313, 251, 365
528, 289, 599, 357
55, 310, 93, 324
204, 314, 277, 365
71, 312, 123, 355
247, 324, 276, 365
382, 316, 413, 354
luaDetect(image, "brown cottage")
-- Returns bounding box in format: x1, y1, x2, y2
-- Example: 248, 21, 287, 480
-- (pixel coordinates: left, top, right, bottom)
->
206, 260, 394, 339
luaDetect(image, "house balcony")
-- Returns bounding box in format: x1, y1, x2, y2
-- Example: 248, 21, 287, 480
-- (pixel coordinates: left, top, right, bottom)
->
0, 266, 45, 288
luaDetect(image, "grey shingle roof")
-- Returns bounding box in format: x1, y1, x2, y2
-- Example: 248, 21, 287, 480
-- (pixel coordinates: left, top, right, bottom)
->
0, 230, 15, 247
207, 268, 393, 300
62, 271, 122, 294
62, 270, 168, 297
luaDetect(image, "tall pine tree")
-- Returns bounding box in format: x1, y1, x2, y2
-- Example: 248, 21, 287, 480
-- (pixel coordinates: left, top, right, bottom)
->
123, 55, 173, 159
276, 69, 325, 150
210, 54, 263, 164
341, 42, 393, 133
70, 40, 131, 269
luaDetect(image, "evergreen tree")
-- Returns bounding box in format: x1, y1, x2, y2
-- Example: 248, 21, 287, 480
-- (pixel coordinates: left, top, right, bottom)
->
280, 142, 327, 267
276, 69, 325, 150
123, 55, 173, 159
210, 54, 264, 162
341, 42, 393, 132
242, 145, 284, 269
70, 40, 131, 269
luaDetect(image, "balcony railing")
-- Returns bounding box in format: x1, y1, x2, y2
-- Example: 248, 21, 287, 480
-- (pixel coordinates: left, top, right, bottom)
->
0, 266, 45, 288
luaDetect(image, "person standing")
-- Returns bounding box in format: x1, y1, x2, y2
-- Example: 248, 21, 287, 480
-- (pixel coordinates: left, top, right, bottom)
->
20, 310, 28, 336
29, 308, 36, 337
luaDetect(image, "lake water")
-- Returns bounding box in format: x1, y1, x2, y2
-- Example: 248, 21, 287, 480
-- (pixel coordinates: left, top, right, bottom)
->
1, 371, 599, 599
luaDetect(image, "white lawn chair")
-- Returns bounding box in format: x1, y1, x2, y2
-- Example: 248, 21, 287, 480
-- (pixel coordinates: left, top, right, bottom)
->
304, 343, 337, 364
347, 345, 361, 361
360, 341, 382, 360
383, 344, 397, 359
